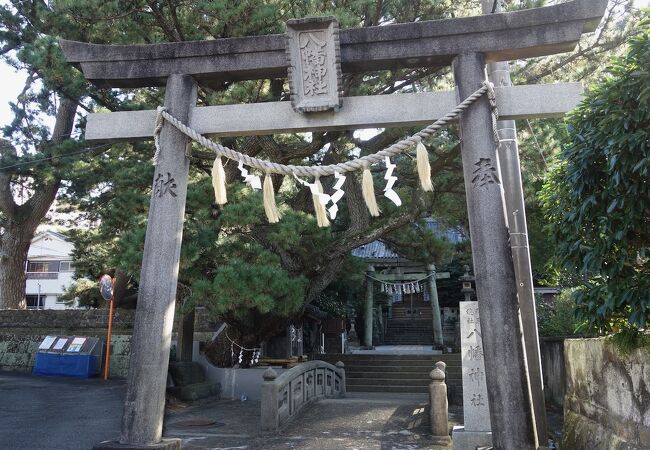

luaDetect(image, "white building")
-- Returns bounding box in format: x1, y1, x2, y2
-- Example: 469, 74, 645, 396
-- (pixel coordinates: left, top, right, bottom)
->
25, 231, 78, 309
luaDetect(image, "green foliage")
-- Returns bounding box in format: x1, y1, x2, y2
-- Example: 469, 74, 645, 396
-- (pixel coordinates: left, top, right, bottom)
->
608, 328, 650, 355
1, 0, 642, 341
536, 289, 584, 337
540, 24, 650, 332
188, 239, 306, 344
314, 256, 367, 317
60, 277, 104, 309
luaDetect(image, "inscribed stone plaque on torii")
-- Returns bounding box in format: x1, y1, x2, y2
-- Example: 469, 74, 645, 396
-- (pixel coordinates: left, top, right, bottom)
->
286, 17, 342, 113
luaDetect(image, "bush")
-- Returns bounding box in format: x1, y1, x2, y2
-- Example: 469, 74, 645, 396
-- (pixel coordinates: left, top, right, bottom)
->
540, 25, 650, 332
537, 289, 584, 337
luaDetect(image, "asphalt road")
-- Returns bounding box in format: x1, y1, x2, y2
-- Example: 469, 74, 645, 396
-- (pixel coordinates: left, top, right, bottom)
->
0, 371, 125, 450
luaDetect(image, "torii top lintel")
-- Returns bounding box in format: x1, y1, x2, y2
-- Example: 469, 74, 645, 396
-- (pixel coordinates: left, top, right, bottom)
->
60, 0, 606, 89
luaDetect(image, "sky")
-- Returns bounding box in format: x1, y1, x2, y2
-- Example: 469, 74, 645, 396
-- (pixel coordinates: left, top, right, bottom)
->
0, 0, 648, 132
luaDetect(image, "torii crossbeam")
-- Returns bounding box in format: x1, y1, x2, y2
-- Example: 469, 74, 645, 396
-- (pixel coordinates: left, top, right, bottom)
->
60, 1, 608, 449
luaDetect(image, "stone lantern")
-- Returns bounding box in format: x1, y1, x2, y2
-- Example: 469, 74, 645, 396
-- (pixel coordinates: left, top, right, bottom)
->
459, 265, 475, 302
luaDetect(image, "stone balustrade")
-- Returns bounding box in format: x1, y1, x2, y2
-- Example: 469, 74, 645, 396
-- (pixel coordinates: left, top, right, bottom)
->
260, 360, 345, 432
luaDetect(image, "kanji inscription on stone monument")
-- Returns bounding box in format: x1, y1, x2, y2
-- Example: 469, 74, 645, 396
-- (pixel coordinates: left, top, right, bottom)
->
153, 172, 177, 198
471, 158, 501, 188
459, 301, 491, 431
286, 16, 342, 113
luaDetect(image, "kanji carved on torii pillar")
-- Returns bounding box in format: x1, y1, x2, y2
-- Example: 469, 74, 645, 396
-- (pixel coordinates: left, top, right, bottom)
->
59, 1, 608, 449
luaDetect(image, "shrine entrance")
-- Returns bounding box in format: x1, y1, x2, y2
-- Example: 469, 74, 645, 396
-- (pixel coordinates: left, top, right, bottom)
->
59, 1, 607, 449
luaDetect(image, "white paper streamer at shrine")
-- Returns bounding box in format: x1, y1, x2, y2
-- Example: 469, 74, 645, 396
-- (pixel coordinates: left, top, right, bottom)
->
328, 172, 346, 219
238, 161, 262, 190
383, 156, 401, 206
294, 172, 346, 219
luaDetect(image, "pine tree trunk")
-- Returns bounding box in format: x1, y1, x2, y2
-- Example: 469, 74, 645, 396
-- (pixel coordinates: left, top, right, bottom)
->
0, 228, 30, 309
0, 97, 77, 310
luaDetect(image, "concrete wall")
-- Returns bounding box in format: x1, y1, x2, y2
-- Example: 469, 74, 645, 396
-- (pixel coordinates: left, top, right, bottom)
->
0, 332, 132, 377
0, 308, 217, 378
540, 337, 566, 408
196, 352, 288, 400
562, 338, 650, 450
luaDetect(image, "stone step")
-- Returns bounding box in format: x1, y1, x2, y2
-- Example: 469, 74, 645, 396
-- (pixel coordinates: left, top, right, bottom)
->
347, 384, 429, 393
387, 319, 433, 323
345, 372, 462, 384
348, 384, 464, 403
320, 354, 439, 359
344, 365, 461, 372
323, 359, 450, 367
384, 334, 433, 345
383, 338, 433, 340
319, 355, 460, 362
345, 370, 461, 377
348, 377, 433, 386
346, 368, 461, 377
385, 327, 432, 331
347, 369, 457, 376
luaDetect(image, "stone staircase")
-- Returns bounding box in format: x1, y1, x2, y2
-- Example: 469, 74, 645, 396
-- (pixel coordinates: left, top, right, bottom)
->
317, 353, 462, 404
390, 305, 433, 320
383, 318, 434, 345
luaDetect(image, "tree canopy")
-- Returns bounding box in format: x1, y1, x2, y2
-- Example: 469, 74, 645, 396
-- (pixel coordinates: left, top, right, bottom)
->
0, 0, 644, 344
540, 22, 649, 332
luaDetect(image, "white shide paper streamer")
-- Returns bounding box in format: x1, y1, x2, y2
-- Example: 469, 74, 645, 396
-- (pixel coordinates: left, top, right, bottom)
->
238, 161, 262, 190
383, 156, 402, 206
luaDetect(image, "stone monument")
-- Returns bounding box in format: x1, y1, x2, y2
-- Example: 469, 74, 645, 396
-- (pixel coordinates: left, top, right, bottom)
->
453, 301, 492, 449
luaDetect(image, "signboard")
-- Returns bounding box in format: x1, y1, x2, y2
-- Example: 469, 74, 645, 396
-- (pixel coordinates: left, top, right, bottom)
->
38, 336, 57, 350
52, 338, 68, 351
67, 337, 87, 352
286, 16, 342, 113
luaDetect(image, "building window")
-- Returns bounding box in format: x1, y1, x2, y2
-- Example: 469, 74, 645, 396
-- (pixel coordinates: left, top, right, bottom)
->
59, 261, 75, 272
25, 295, 45, 310
26, 261, 60, 279
27, 261, 60, 273
55, 296, 65, 304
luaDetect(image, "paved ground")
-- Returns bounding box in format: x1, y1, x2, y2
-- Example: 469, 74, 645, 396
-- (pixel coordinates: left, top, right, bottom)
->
0, 372, 124, 450
0, 371, 560, 449
168, 393, 462, 450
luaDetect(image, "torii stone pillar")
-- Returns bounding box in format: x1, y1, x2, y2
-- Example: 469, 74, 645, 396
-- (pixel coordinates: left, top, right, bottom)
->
427, 264, 444, 348
117, 74, 196, 449
364, 267, 375, 349
453, 53, 536, 449
481, 1, 548, 443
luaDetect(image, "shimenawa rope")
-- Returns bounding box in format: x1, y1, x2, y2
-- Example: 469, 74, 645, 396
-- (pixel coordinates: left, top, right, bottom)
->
152, 81, 498, 223
153, 82, 496, 177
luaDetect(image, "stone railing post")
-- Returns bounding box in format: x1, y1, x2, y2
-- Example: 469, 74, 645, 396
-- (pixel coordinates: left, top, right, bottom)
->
430, 361, 451, 446
336, 361, 346, 397
260, 368, 279, 432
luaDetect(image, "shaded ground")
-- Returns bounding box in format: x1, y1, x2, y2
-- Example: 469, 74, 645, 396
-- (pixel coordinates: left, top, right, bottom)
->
168, 393, 463, 450
0, 372, 124, 450
0, 371, 562, 450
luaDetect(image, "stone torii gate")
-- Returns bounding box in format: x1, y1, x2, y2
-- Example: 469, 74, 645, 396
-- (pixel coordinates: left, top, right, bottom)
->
59, 1, 607, 449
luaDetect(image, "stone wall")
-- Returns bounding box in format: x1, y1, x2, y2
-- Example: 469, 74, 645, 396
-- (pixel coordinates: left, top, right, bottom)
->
0, 308, 218, 377
562, 338, 650, 450
540, 337, 566, 408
